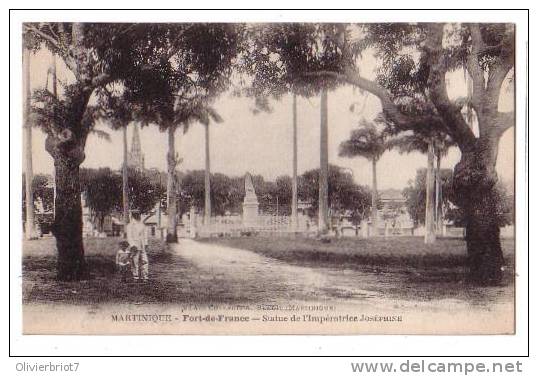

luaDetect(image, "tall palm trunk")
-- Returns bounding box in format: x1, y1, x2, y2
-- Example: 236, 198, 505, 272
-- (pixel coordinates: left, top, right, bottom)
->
166, 124, 178, 243
23, 48, 36, 240
424, 139, 436, 244
291, 93, 298, 231
318, 88, 329, 234
122, 125, 129, 232
371, 157, 378, 236
435, 147, 443, 233
204, 123, 211, 225
51, 54, 57, 219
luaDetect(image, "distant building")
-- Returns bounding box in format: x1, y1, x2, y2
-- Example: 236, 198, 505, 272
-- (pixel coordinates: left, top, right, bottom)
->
127, 123, 145, 171
378, 188, 406, 208
376, 189, 413, 235
143, 209, 168, 238
377, 189, 407, 217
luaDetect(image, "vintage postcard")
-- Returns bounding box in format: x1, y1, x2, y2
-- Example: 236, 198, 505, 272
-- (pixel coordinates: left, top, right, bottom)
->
20, 21, 516, 335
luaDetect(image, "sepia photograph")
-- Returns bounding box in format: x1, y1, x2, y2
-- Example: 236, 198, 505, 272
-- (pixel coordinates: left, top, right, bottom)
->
19, 19, 517, 336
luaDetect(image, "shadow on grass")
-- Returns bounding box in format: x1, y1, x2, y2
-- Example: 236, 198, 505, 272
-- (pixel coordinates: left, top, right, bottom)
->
22, 238, 252, 305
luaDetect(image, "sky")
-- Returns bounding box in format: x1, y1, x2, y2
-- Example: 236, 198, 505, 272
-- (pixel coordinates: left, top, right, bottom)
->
26, 44, 515, 191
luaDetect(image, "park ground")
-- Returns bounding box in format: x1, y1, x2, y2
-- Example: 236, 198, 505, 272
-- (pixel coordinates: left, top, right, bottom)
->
20, 235, 515, 334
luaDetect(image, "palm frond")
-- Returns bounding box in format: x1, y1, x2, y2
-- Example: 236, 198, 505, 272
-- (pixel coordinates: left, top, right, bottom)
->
90, 128, 111, 141
206, 106, 223, 123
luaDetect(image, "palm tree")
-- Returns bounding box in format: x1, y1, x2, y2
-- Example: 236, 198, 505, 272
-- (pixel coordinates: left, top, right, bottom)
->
166, 124, 178, 242
319, 88, 329, 234
204, 122, 210, 224
182, 104, 223, 226
389, 130, 454, 243
291, 93, 298, 231
122, 126, 129, 228
97, 92, 134, 235
23, 48, 36, 240
339, 118, 392, 236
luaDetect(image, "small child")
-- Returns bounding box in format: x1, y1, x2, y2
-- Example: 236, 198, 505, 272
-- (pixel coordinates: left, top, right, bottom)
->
115, 240, 132, 282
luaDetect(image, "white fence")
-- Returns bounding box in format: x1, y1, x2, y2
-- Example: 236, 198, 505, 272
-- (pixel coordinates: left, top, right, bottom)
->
189, 214, 310, 238
180, 211, 515, 240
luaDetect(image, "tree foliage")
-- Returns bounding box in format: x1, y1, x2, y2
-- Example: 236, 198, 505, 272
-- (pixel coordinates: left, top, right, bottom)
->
80, 167, 165, 227
22, 173, 54, 220
403, 168, 514, 227
299, 165, 371, 222
338, 118, 394, 162
239, 23, 350, 111
402, 168, 454, 226
80, 168, 122, 231
178, 167, 371, 222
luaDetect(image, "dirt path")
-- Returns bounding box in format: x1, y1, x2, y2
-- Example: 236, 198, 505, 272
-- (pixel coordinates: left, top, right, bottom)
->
172, 239, 513, 313
172, 239, 380, 305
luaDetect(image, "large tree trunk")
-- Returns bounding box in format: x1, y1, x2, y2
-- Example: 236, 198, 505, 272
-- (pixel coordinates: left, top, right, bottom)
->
291, 94, 298, 231
46, 130, 88, 281
166, 125, 178, 243
371, 158, 378, 237
204, 123, 211, 225
453, 134, 504, 285
23, 48, 36, 240
318, 88, 329, 234
424, 140, 436, 244
122, 126, 129, 232
45, 60, 91, 281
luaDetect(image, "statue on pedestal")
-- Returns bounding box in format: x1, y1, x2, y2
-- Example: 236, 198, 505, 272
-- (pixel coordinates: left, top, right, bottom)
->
242, 172, 259, 227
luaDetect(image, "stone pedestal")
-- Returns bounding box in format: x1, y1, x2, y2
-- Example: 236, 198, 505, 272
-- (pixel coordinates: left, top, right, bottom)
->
189, 206, 197, 238
242, 202, 259, 227
360, 220, 370, 238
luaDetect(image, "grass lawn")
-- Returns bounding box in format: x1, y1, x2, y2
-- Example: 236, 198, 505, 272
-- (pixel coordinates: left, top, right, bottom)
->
198, 236, 515, 304
200, 236, 515, 283
22, 235, 515, 306
22, 237, 248, 305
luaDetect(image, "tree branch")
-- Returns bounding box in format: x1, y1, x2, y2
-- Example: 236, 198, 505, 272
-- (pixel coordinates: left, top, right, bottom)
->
91, 72, 113, 87
44, 23, 61, 44
161, 25, 196, 63
304, 69, 414, 128
24, 24, 79, 75
466, 24, 486, 113
424, 23, 476, 151
23, 24, 61, 50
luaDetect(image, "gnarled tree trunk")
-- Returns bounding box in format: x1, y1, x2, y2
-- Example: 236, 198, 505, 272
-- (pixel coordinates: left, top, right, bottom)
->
44, 81, 92, 281
46, 130, 88, 281
453, 132, 504, 285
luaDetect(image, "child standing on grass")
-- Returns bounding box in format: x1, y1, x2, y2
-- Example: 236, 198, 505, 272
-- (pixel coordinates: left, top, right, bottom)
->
115, 240, 132, 282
